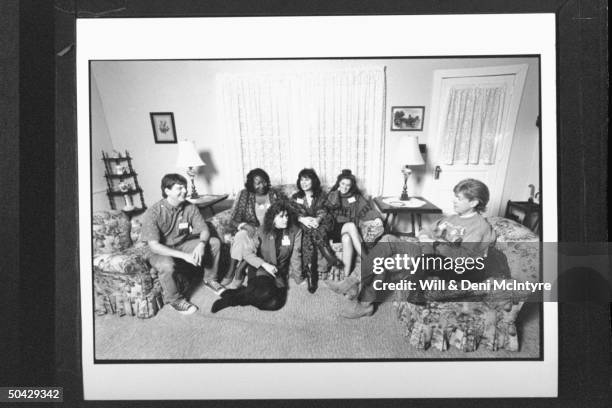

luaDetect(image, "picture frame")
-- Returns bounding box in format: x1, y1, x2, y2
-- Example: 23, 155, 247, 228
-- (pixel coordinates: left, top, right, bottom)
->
150, 112, 177, 143
391, 106, 425, 131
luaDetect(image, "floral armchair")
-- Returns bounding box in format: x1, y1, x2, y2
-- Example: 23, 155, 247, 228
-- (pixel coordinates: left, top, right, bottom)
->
393, 216, 540, 352
208, 184, 385, 280
92, 210, 163, 318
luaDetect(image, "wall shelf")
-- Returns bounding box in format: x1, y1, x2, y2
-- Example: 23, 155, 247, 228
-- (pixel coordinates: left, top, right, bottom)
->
102, 150, 146, 212
104, 172, 139, 180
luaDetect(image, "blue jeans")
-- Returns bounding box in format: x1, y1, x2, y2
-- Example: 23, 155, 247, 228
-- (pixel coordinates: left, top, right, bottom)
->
148, 237, 221, 303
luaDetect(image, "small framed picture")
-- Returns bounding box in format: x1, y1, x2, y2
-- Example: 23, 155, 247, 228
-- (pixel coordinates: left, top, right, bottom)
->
150, 112, 177, 143
391, 106, 425, 131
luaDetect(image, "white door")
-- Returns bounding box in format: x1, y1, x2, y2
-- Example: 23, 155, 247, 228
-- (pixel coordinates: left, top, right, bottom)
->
423, 64, 528, 216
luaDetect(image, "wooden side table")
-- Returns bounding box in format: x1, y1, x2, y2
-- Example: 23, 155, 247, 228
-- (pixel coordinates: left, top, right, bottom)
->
373, 196, 442, 236
188, 194, 229, 218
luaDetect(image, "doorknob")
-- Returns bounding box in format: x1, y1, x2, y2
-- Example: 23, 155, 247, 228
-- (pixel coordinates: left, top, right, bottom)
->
434, 166, 442, 180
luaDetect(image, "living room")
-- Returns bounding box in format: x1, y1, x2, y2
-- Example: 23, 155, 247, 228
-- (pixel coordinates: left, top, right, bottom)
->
90, 57, 540, 217
89, 56, 542, 361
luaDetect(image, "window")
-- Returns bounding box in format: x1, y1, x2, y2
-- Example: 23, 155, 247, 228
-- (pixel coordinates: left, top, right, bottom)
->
219, 67, 386, 194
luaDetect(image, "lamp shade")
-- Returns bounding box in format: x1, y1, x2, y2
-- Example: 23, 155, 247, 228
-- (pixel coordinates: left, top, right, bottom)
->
398, 136, 425, 166
175, 140, 206, 168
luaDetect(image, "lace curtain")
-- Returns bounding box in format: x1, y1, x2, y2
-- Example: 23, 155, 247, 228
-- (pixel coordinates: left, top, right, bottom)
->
441, 85, 507, 165
219, 68, 386, 194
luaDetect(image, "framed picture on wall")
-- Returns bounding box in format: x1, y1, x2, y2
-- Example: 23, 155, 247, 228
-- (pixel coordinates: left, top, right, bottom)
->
150, 112, 177, 143
391, 106, 425, 131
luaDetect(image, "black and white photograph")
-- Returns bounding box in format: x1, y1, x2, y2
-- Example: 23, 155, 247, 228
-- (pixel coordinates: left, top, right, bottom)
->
90, 57, 542, 361
77, 15, 560, 399
391, 106, 425, 131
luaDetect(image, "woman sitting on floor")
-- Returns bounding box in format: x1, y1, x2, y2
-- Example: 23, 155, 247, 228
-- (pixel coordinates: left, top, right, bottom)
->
222, 168, 285, 288
327, 169, 383, 279
291, 168, 343, 294
211, 200, 302, 313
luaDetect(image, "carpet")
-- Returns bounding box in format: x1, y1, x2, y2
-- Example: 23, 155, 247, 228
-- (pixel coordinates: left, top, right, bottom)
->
94, 282, 541, 360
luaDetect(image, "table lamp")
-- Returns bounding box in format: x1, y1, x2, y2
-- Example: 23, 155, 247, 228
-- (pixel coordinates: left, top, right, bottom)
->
175, 140, 206, 199
398, 136, 425, 201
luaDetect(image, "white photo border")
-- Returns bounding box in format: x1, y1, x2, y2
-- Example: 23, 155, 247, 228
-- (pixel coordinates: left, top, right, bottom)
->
78, 15, 558, 399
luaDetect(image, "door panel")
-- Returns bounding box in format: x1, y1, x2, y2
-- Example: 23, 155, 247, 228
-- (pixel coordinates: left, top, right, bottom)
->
424, 64, 528, 216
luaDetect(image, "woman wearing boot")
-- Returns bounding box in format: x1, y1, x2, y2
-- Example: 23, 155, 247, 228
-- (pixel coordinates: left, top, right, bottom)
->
326, 169, 383, 282
222, 168, 285, 288
211, 200, 302, 313
291, 168, 342, 294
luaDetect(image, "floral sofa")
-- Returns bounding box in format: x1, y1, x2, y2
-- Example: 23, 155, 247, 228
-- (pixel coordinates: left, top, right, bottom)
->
92, 184, 384, 319
208, 184, 386, 281
393, 216, 540, 352
92, 211, 163, 318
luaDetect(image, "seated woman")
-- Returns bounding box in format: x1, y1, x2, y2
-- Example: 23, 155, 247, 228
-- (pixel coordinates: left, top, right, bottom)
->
223, 168, 285, 288
211, 200, 302, 313
327, 169, 383, 279
292, 168, 342, 294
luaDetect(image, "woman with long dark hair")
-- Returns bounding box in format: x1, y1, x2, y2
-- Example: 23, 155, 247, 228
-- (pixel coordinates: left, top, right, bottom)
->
211, 200, 302, 313
327, 169, 383, 279
291, 168, 342, 294
222, 168, 285, 288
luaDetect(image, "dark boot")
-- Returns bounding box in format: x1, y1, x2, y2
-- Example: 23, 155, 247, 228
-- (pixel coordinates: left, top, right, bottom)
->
299, 263, 311, 286
316, 242, 343, 268
306, 269, 318, 294
211, 298, 230, 313
210, 289, 240, 313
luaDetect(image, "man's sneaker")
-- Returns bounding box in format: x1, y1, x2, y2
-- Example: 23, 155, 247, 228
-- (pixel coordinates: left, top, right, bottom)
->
203, 280, 226, 295
170, 298, 198, 315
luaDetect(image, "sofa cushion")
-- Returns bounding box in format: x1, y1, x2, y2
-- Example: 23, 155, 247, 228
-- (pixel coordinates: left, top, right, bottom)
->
92, 210, 133, 254
488, 216, 539, 283
129, 215, 144, 246
93, 245, 150, 275
360, 219, 385, 242
277, 183, 299, 198
488, 216, 539, 242
208, 209, 234, 242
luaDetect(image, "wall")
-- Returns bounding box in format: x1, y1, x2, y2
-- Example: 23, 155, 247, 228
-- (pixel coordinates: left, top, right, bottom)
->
91, 57, 540, 215
499, 60, 541, 206
382, 57, 541, 211
90, 77, 115, 211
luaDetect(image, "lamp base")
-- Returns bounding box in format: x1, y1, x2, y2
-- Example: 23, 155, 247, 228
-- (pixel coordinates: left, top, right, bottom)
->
400, 168, 412, 201
187, 167, 200, 199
